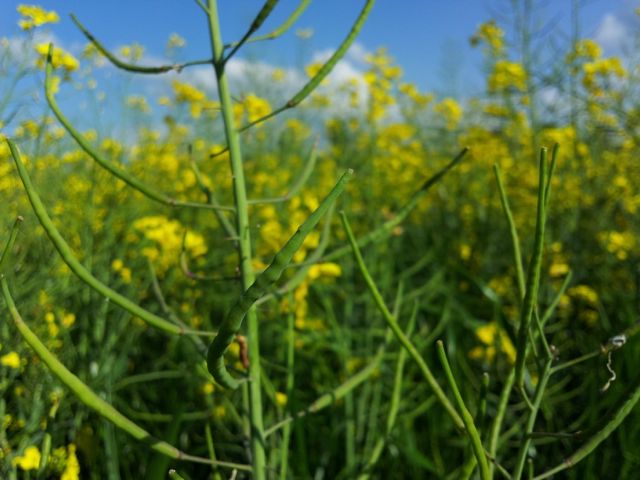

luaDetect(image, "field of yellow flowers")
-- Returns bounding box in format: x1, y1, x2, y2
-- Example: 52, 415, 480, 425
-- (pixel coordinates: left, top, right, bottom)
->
1, 3, 639, 479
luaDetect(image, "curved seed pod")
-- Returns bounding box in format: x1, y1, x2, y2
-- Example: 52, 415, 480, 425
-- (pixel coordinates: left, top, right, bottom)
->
237, 0, 375, 132
1, 278, 250, 473
70, 15, 212, 74
6, 139, 211, 337
223, 0, 280, 63
224, 0, 312, 49
514, 148, 550, 388
207, 170, 353, 389
43, 45, 233, 213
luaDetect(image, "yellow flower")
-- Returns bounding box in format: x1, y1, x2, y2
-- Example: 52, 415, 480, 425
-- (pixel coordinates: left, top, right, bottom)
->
470, 20, 505, 54
62, 312, 76, 328
488, 61, 527, 92
1, 351, 21, 369
434, 98, 463, 130
61, 444, 80, 480
34, 43, 79, 73
470, 322, 516, 364
13, 445, 41, 470
244, 94, 271, 123
308, 262, 342, 280
172, 80, 206, 103
275, 392, 288, 407
17, 4, 59, 30
202, 382, 215, 395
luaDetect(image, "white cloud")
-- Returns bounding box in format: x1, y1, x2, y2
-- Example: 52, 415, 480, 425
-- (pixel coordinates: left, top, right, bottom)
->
594, 14, 628, 52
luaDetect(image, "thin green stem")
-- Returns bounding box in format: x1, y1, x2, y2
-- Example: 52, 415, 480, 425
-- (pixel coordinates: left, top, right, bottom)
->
515, 148, 549, 389
325, 148, 467, 262
7, 139, 211, 337
0, 277, 250, 473
222, 0, 279, 64
264, 344, 386, 438
206, 171, 351, 387
44, 46, 231, 212
224, 0, 311, 49
494, 164, 525, 299
0, 216, 23, 274
238, 0, 375, 132
533, 376, 640, 479
358, 303, 418, 479
340, 211, 464, 429
512, 359, 552, 480
437, 340, 490, 480
71, 15, 212, 74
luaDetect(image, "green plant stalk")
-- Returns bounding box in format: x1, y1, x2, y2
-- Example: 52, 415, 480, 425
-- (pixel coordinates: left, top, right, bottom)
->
224, 0, 311, 49
512, 360, 552, 480
70, 14, 212, 73
358, 302, 417, 479
7, 139, 209, 337
238, 0, 375, 132
264, 344, 387, 438
0, 216, 22, 274
340, 212, 464, 429
43, 48, 230, 213
533, 375, 640, 479
514, 148, 549, 389
278, 301, 295, 480
206, 170, 351, 388
223, 0, 280, 63
494, 164, 525, 299
0, 277, 250, 473
325, 148, 467, 261
254, 149, 465, 307
436, 340, 490, 480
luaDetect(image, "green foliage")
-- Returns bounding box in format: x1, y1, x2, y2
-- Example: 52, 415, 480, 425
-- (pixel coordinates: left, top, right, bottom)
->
1, 2, 640, 480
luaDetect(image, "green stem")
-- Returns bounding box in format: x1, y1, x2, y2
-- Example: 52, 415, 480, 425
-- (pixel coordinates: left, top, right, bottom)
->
340, 212, 464, 429
437, 341, 490, 480
0, 277, 250, 473
224, 0, 311, 49
494, 164, 525, 299
223, 0, 280, 64
43, 47, 230, 212
7, 139, 209, 337
514, 148, 549, 389
512, 359, 552, 480
533, 376, 640, 480
358, 302, 418, 479
0, 216, 23, 274
71, 15, 212, 74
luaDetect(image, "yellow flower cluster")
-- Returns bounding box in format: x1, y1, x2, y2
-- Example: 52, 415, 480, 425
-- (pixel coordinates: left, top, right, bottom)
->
17, 4, 59, 30
13, 445, 41, 470
363, 48, 399, 122
243, 94, 272, 124
599, 230, 635, 261
34, 43, 79, 73
1, 351, 21, 369
434, 97, 463, 130
111, 258, 132, 284
469, 322, 516, 364
131, 216, 207, 274
470, 20, 505, 55
582, 57, 626, 95
488, 60, 527, 92
171, 80, 219, 118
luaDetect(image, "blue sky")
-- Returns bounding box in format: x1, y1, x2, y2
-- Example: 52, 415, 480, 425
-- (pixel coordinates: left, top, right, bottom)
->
3, 0, 637, 97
